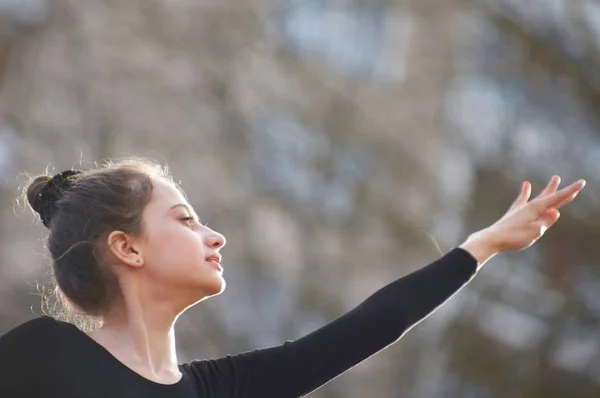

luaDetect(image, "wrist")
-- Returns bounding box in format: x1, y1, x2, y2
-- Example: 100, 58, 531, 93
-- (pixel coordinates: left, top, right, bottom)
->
459, 229, 499, 268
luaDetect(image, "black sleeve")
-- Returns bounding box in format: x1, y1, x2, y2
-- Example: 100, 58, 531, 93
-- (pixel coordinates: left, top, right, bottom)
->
187, 247, 479, 398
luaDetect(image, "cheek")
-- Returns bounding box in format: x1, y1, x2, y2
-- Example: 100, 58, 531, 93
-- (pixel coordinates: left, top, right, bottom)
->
145, 230, 224, 297
149, 228, 206, 271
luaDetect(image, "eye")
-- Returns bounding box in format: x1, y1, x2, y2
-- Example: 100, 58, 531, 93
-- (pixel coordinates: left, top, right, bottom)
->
181, 216, 196, 226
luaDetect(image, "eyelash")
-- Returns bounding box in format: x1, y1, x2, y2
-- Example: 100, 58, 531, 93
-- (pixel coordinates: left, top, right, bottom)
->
181, 216, 207, 227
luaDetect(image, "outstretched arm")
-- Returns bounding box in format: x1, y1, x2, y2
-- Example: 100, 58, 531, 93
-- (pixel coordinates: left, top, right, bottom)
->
188, 247, 479, 398
187, 176, 585, 398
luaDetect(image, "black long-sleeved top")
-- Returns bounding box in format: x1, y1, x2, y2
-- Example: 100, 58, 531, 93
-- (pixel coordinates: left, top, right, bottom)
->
0, 248, 478, 398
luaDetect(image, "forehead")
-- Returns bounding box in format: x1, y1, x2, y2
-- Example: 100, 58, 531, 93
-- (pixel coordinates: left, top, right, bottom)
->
149, 179, 188, 208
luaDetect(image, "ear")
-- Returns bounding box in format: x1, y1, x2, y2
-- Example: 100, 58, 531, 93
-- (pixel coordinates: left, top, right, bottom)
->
106, 230, 143, 268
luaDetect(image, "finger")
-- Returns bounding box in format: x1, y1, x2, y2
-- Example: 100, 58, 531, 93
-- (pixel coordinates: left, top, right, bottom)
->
536, 175, 561, 198
534, 208, 560, 236
542, 208, 561, 227
510, 181, 531, 210
552, 190, 581, 210
534, 179, 586, 214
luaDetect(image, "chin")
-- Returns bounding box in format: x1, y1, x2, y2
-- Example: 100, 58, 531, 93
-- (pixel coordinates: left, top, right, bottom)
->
201, 277, 226, 300
211, 278, 226, 295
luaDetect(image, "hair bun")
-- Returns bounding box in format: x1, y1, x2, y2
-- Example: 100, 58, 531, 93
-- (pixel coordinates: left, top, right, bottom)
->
26, 170, 83, 228
27, 175, 51, 215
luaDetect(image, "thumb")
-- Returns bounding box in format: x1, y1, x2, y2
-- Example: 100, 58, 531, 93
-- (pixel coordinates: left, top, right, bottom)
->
537, 208, 561, 231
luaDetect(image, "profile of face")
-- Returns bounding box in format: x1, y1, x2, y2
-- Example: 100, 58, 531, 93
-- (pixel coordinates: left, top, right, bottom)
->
110, 178, 227, 310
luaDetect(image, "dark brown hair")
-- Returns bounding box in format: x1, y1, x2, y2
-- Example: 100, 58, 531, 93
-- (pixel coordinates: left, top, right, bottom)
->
21, 158, 177, 330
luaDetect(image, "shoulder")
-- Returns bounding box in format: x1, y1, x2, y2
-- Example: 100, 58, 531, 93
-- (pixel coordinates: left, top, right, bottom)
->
1, 315, 59, 336
0, 315, 62, 350
0, 316, 61, 373
180, 346, 286, 396
0, 316, 72, 395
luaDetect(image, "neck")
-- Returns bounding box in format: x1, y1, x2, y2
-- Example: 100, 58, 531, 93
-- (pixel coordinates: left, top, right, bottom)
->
88, 298, 182, 383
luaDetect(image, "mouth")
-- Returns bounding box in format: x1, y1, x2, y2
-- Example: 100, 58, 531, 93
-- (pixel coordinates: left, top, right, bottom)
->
205, 254, 222, 264
205, 254, 223, 271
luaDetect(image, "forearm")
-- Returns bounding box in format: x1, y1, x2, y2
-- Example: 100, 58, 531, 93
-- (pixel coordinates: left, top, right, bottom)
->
361, 247, 479, 331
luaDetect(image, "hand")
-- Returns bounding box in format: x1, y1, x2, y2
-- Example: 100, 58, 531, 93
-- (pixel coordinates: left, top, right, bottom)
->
460, 176, 586, 265
488, 175, 585, 251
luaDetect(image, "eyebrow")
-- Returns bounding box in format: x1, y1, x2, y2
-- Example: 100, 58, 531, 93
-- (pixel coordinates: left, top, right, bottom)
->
170, 203, 198, 218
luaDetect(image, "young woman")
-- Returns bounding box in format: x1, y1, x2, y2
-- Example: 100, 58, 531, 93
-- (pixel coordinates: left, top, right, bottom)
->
0, 158, 586, 398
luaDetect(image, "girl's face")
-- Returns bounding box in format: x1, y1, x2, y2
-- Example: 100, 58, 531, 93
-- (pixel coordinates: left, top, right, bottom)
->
134, 179, 226, 307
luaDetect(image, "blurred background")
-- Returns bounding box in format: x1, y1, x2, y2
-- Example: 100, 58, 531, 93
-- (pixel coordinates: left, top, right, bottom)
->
1, 0, 600, 397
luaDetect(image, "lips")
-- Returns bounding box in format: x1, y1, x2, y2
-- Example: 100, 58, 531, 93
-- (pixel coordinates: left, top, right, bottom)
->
205, 254, 222, 264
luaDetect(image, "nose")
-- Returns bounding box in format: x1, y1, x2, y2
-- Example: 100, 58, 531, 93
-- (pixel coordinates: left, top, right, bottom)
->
204, 228, 226, 249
